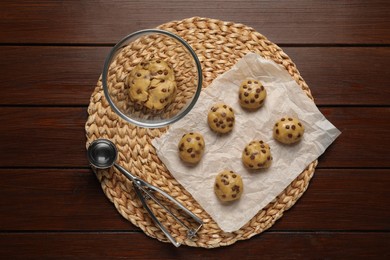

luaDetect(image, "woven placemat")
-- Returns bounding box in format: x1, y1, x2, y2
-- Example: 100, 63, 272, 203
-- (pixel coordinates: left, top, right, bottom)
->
85, 17, 317, 248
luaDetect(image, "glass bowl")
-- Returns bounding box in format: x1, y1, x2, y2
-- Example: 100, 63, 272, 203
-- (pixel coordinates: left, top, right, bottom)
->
102, 29, 202, 128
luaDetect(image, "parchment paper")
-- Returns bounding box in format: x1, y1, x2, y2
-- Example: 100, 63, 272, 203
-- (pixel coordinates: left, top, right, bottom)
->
152, 52, 341, 232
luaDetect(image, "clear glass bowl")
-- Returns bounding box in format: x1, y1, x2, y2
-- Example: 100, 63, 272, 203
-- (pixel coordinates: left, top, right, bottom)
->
102, 29, 202, 128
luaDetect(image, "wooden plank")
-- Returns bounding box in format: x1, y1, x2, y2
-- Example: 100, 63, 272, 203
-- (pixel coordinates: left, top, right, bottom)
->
0, 1, 389, 44
0, 107, 388, 168
285, 47, 390, 106
0, 46, 110, 105
0, 169, 136, 231
0, 107, 390, 168
0, 232, 388, 258
1, 46, 389, 106
0, 169, 388, 231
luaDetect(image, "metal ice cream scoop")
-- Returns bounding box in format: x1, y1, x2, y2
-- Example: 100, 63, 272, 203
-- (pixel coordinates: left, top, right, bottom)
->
87, 139, 203, 247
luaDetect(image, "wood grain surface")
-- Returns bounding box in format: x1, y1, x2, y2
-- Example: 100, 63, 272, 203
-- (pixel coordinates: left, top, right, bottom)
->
0, 0, 389, 258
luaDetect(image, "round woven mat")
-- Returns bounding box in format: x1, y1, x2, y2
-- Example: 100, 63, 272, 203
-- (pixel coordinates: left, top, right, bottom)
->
85, 17, 317, 248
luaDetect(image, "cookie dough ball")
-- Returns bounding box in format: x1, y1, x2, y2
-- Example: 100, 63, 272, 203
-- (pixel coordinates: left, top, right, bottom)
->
238, 79, 267, 109
214, 170, 243, 202
178, 132, 205, 164
273, 117, 305, 144
242, 140, 272, 169
127, 60, 177, 110
207, 103, 235, 134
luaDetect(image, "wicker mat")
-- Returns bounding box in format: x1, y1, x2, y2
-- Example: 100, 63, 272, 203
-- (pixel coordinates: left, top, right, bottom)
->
85, 17, 317, 248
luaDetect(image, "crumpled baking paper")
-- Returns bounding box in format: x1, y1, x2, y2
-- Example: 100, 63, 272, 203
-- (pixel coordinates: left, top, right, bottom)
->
152, 52, 341, 232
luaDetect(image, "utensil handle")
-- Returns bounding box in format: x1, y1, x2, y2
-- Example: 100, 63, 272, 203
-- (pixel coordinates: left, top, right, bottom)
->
133, 183, 181, 247
113, 163, 136, 181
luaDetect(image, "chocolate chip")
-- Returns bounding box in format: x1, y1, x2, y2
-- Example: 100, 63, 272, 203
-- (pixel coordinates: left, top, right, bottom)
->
250, 155, 255, 160
215, 183, 219, 188
196, 136, 200, 140
249, 164, 254, 168
232, 185, 240, 192
156, 60, 161, 63
248, 87, 252, 91
213, 118, 218, 123
281, 118, 285, 121
261, 85, 264, 91
244, 92, 249, 97
260, 144, 265, 148
198, 142, 202, 147
219, 120, 223, 124
250, 99, 255, 103
221, 125, 226, 129
186, 138, 191, 142
136, 73, 141, 77
288, 134, 293, 138
257, 163, 264, 167
261, 149, 266, 154
162, 88, 167, 93
245, 100, 249, 104
243, 85, 247, 89
292, 125, 296, 130
223, 105, 227, 109
164, 70, 168, 75
187, 148, 193, 153
256, 88, 261, 93
136, 89, 142, 94
222, 195, 226, 198
288, 118, 293, 121
255, 81, 258, 84
286, 125, 290, 129
229, 107, 233, 112
267, 156, 271, 160
228, 124, 233, 127
158, 70, 163, 74
191, 154, 196, 158
297, 134, 301, 138
260, 140, 264, 144
212, 107, 217, 112
276, 129, 279, 135
298, 122, 302, 127
232, 194, 237, 198
232, 174, 237, 178
160, 99, 165, 103
255, 94, 259, 99
248, 80, 252, 84
239, 93, 242, 99
221, 112, 226, 117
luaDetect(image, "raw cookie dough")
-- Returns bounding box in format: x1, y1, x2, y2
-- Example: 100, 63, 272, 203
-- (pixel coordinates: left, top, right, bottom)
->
207, 103, 235, 134
214, 170, 243, 202
242, 140, 272, 169
273, 116, 305, 144
238, 79, 267, 109
127, 60, 177, 110
178, 132, 205, 164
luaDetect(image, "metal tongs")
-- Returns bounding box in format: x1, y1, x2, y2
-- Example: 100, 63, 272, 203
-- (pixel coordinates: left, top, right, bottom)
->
87, 139, 203, 247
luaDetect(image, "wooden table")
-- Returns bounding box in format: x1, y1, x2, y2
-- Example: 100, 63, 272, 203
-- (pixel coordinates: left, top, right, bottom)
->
0, 1, 389, 258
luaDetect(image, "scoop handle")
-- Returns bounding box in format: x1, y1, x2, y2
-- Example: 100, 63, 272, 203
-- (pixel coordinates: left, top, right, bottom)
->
113, 163, 137, 182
